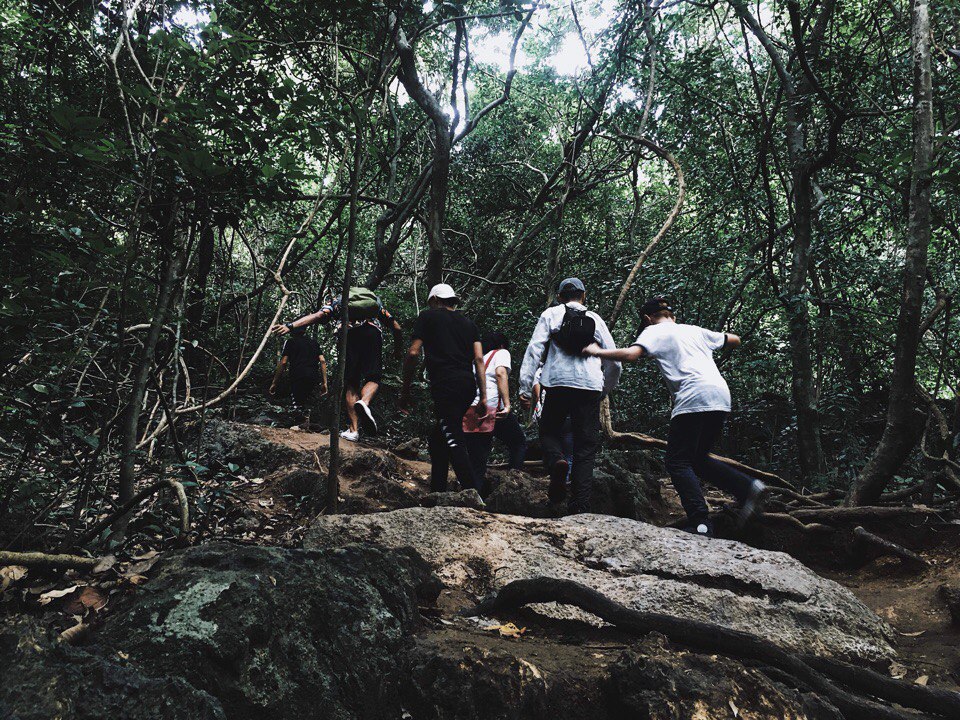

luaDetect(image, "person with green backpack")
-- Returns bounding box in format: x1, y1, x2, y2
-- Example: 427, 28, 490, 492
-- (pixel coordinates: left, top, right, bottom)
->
273, 287, 403, 441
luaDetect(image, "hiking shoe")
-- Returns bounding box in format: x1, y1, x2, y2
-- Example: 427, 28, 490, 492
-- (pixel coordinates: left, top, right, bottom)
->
548, 459, 569, 503
683, 520, 715, 538
340, 429, 359, 442
354, 400, 378, 435
737, 480, 768, 528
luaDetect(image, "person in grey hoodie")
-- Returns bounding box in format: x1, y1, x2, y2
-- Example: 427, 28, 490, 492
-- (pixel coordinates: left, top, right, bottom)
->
519, 278, 621, 513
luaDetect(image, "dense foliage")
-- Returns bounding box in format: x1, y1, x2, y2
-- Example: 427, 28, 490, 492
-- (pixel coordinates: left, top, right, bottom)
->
1, 0, 957, 547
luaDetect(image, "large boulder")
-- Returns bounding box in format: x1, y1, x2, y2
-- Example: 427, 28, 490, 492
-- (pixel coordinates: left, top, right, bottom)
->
96, 541, 437, 720
306, 507, 895, 664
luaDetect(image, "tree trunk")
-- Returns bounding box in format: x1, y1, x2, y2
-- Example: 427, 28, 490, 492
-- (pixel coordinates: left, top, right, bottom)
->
424, 130, 450, 287
849, 0, 933, 505
118, 196, 187, 505
784, 145, 827, 478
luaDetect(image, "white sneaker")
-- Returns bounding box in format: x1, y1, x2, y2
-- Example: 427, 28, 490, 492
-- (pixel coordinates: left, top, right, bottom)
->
340, 429, 359, 442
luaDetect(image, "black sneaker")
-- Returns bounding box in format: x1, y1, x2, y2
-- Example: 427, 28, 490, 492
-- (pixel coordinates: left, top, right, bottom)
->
548, 459, 569, 502
354, 400, 378, 435
737, 480, 768, 528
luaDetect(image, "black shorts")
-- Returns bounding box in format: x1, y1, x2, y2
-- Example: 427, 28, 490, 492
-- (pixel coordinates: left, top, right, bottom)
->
290, 377, 318, 407
344, 324, 383, 389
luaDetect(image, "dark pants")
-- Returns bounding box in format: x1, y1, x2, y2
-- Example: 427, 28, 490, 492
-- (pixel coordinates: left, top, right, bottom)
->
539, 387, 602, 514
428, 377, 478, 493
665, 411, 753, 525
463, 413, 528, 495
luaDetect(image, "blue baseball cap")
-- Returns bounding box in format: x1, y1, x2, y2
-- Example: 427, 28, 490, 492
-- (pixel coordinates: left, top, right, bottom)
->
557, 277, 585, 294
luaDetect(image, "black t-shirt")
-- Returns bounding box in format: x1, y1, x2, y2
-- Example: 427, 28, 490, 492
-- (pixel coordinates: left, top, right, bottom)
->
411, 308, 480, 386
282, 335, 320, 382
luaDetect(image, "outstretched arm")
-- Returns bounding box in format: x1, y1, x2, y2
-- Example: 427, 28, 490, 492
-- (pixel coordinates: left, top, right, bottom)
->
272, 307, 332, 335
584, 343, 645, 362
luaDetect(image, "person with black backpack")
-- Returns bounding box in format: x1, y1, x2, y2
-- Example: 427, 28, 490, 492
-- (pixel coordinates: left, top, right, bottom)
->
273, 287, 403, 442
518, 278, 621, 513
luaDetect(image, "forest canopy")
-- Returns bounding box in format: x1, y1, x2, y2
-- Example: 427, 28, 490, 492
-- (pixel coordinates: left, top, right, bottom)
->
1, 0, 958, 547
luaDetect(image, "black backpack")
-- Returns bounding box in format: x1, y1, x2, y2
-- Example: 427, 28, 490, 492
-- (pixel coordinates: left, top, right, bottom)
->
551, 306, 596, 354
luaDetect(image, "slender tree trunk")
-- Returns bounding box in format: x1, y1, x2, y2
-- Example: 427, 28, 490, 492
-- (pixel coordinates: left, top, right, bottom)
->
425, 131, 450, 288
849, 0, 933, 505
324, 138, 363, 514
118, 196, 187, 505
784, 133, 827, 478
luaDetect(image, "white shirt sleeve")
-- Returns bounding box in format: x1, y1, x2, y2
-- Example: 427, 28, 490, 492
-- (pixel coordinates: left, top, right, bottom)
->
700, 327, 726, 351
519, 313, 551, 395
635, 328, 660, 357
494, 349, 511, 371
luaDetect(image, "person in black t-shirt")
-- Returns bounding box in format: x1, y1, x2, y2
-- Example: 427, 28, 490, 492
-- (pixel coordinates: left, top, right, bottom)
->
270, 327, 327, 427
399, 283, 487, 492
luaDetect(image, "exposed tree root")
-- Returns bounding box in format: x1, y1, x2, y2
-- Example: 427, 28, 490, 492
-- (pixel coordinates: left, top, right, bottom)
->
759, 511, 834, 535
599, 410, 796, 490
463, 576, 953, 720
852, 526, 928, 567
789, 506, 939, 523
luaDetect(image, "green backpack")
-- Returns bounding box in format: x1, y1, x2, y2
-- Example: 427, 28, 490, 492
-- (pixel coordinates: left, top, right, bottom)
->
346, 286, 381, 320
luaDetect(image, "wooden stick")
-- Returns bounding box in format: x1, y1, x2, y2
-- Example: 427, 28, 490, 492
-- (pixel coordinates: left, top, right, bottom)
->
852, 526, 928, 567
0, 551, 99, 570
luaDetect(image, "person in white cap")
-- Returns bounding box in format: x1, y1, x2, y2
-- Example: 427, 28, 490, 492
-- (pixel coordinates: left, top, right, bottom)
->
519, 277, 621, 513
399, 284, 487, 492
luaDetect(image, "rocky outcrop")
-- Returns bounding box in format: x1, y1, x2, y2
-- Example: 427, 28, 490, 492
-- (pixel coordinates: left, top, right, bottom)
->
0, 617, 224, 720
306, 507, 895, 664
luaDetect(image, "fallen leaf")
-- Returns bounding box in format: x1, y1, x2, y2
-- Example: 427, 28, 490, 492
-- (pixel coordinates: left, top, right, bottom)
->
729, 699, 740, 717
258, 498, 274, 508
483, 622, 526, 639
250, 478, 265, 485
92, 555, 117, 574
898, 630, 925, 637
889, 661, 908, 679
0, 565, 28, 592
63, 586, 108, 615
39, 585, 80, 605
915, 675, 929, 686
117, 651, 129, 660
131, 550, 159, 561
125, 574, 149, 585
125, 554, 161, 576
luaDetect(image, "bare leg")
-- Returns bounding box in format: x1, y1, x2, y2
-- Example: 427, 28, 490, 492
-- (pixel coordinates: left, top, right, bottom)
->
360, 381, 379, 406
344, 386, 360, 433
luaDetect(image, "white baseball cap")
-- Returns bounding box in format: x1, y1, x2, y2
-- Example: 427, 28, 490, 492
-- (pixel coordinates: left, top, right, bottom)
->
427, 283, 459, 301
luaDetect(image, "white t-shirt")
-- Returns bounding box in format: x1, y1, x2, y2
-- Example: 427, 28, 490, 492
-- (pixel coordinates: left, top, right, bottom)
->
475, 349, 511, 410
635, 322, 731, 418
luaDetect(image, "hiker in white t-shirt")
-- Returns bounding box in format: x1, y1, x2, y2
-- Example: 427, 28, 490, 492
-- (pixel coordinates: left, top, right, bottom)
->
462, 332, 527, 494
584, 297, 766, 538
